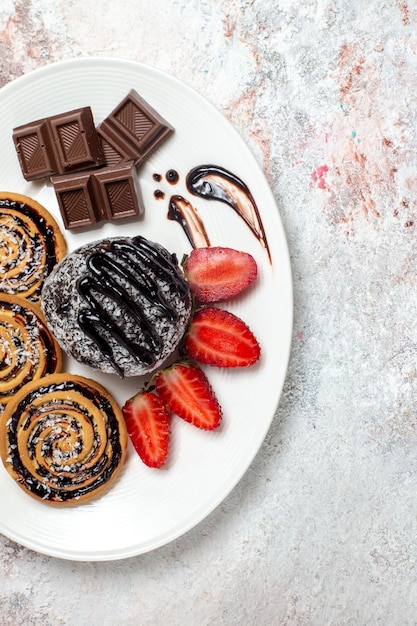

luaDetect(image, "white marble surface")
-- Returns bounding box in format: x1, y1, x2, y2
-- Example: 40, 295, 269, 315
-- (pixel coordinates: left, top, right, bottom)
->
1, 0, 417, 624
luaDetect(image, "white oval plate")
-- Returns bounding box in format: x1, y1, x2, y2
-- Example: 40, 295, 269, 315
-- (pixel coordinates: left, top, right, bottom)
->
0, 58, 292, 561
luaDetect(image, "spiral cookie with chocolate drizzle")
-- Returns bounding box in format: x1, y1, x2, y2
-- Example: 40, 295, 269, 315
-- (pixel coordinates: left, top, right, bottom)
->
0, 373, 128, 505
0, 192, 67, 302
0, 294, 62, 413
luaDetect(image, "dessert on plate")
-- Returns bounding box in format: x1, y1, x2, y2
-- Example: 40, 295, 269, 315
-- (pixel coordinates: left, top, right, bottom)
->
0, 192, 66, 302
41, 235, 192, 377
0, 373, 128, 505
0, 293, 62, 413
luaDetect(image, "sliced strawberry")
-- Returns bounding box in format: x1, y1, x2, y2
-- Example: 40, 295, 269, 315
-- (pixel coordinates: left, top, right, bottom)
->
184, 246, 257, 303
154, 361, 222, 430
122, 391, 170, 468
184, 306, 261, 367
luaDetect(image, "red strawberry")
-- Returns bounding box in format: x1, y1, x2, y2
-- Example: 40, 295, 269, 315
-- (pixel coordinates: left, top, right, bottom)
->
122, 391, 170, 468
184, 306, 261, 367
184, 246, 257, 303
154, 361, 222, 430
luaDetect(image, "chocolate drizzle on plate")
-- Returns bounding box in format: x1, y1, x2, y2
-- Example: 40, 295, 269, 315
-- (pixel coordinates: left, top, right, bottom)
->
168, 195, 211, 248
186, 164, 271, 260
166, 169, 179, 184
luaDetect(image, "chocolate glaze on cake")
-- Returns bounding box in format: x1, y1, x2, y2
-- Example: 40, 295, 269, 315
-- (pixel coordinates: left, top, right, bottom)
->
41, 235, 192, 377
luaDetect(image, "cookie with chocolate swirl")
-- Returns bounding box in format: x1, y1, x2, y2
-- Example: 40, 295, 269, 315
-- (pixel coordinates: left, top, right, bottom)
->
41, 235, 192, 377
0, 294, 62, 413
0, 192, 66, 302
0, 373, 128, 505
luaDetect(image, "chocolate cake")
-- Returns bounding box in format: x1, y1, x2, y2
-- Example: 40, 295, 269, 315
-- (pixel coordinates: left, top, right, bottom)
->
41, 235, 192, 377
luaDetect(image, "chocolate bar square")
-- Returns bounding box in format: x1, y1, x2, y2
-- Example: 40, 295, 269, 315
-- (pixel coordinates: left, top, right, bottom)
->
99, 135, 130, 167
48, 107, 105, 172
52, 171, 101, 229
13, 119, 60, 180
94, 162, 144, 221
97, 89, 173, 165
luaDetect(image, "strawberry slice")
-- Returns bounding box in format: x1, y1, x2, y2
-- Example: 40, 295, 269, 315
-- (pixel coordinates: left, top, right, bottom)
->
154, 361, 222, 430
122, 391, 170, 468
184, 246, 257, 303
184, 306, 261, 367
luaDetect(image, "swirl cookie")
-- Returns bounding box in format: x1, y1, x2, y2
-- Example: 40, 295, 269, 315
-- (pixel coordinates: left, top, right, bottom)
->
0, 192, 66, 302
0, 294, 62, 413
41, 235, 192, 377
0, 373, 128, 505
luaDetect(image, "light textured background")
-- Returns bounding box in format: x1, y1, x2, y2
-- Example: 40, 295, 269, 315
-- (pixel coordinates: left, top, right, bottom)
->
1, 0, 417, 624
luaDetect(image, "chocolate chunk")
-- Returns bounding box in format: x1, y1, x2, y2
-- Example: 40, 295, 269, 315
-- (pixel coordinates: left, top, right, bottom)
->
97, 89, 173, 166
13, 119, 61, 180
52, 161, 144, 229
93, 162, 144, 221
13, 107, 105, 181
99, 135, 131, 167
48, 107, 105, 173
52, 170, 101, 229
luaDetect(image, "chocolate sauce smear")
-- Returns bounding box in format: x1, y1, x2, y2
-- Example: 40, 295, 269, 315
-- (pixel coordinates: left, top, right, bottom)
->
186, 164, 271, 260
168, 195, 211, 248
76, 236, 189, 377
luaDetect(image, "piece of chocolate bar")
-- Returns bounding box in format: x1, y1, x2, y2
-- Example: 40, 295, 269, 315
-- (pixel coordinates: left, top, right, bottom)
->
52, 170, 100, 229
52, 161, 144, 229
13, 119, 60, 180
48, 107, 105, 173
97, 89, 173, 165
13, 107, 105, 180
93, 162, 144, 221
98, 134, 133, 167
